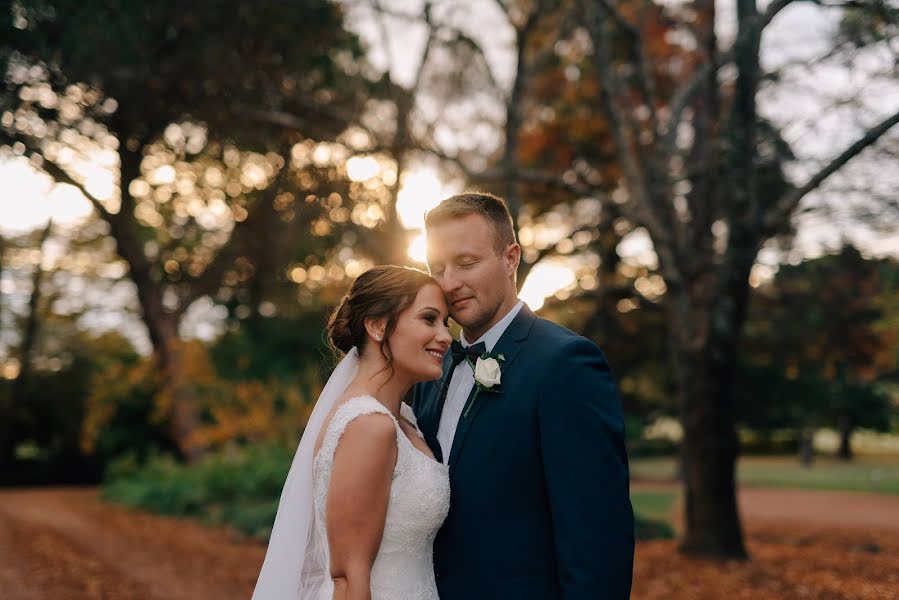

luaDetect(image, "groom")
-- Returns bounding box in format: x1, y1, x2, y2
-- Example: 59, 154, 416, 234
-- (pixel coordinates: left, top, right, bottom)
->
413, 192, 634, 599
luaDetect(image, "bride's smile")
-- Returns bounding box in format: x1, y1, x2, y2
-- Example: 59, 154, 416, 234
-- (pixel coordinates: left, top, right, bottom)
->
385, 282, 451, 382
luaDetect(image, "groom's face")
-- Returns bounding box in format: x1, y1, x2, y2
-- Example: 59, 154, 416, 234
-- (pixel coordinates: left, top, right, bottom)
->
426, 213, 520, 340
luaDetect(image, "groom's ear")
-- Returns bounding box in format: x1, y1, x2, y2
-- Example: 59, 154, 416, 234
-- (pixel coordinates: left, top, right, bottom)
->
503, 243, 521, 277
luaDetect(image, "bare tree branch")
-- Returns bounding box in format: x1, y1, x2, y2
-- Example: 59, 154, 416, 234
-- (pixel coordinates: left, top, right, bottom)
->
344, 1, 420, 23
419, 141, 615, 201
758, 43, 849, 82
596, 0, 640, 36
580, 3, 642, 189
584, 1, 687, 252
760, 0, 876, 32
727, 0, 763, 231
442, 28, 506, 98
379, 1, 438, 262
590, 281, 665, 312
764, 108, 899, 229
230, 104, 341, 141
527, 224, 600, 267
664, 0, 801, 147
411, 3, 437, 93
372, 0, 398, 79
760, 0, 795, 31
664, 63, 711, 156
586, 0, 663, 144
360, 0, 506, 98
38, 159, 113, 221
635, 0, 661, 135
501, 0, 548, 222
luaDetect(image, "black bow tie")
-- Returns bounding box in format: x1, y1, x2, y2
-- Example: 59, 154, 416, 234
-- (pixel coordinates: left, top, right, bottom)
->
450, 340, 486, 369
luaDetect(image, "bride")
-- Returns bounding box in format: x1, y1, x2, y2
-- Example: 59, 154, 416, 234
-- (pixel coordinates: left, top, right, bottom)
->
252, 265, 452, 600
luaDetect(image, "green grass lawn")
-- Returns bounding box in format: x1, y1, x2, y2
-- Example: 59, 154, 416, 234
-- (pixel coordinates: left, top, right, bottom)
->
630, 454, 899, 495
630, 490, 677, 539
631, 490, 676, 521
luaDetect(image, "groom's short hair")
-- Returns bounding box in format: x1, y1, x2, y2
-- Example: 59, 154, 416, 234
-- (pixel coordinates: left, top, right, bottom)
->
424, 192, 516, 252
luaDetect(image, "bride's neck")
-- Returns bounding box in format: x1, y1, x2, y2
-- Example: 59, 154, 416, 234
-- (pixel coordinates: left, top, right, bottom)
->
349, 356, 411, 417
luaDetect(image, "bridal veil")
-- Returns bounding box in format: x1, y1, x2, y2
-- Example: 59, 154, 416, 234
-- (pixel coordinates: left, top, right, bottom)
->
251, 347, 359, 600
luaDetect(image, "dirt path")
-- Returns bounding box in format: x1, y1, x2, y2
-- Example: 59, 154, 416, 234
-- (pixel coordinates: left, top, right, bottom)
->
1, 486, 897, 599
631, 481, 899, 533
737, 486, 899, 532
0, 487, 265, 600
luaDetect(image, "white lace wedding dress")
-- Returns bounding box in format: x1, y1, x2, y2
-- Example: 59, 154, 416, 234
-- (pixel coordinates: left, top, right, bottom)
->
310, 396, 450, 599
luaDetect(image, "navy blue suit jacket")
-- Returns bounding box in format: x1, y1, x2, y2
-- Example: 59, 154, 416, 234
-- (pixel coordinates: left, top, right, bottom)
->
412, 305, 634, 599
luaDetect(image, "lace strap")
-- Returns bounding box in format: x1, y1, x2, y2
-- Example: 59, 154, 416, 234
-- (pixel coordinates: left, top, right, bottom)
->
400, 403, 425, 439
400, 402, 418, 426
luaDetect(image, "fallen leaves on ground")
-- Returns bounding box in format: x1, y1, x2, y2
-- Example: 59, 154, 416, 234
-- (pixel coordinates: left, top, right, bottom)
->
1, 488, 896, 599
633, 522, 898, 600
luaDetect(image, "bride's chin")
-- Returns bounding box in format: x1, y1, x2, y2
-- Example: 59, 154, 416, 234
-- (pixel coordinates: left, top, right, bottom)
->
420, 366, 443, 382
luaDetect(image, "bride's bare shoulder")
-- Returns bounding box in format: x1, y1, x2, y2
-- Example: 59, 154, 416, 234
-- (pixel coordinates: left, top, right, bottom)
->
329, 409, 398, 475
314, 395, 393, 458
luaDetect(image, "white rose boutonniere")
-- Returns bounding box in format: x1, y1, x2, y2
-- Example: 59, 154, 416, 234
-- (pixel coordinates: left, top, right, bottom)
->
464, 352, 505, 418
474, 356, 502, 388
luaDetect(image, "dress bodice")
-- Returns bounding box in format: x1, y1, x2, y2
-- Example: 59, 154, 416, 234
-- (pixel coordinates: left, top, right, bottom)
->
311, 396, 450, 599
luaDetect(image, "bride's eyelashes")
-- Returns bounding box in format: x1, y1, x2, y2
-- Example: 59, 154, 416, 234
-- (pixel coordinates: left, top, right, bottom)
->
422, 312, 448, 327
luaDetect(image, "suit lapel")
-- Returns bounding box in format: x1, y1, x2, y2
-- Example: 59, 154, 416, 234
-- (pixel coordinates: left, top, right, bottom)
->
420, 352, 453, 462
447, 306, 536, 470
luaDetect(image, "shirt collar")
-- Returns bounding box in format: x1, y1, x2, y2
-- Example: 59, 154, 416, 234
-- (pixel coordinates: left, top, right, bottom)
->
460, 299, 524, 352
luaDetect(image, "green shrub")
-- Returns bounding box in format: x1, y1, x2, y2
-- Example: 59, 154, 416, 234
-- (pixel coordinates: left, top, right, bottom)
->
104, 442, 680, 542
631, 490, 676, 540
102, 443, 293, 539
635, 514, 674, 540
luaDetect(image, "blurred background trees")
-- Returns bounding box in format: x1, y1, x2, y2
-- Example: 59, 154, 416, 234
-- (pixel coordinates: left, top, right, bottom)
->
740, 245, 896, 463
1, 0, 391, 459
2, 0, 897, 559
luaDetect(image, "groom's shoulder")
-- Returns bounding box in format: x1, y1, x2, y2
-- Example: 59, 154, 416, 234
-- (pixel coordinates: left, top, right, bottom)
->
528, 314, 602, 356
524, 318, 614, 388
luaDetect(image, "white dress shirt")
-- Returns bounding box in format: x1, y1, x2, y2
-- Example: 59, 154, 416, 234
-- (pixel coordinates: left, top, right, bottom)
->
437, 300, 524, 462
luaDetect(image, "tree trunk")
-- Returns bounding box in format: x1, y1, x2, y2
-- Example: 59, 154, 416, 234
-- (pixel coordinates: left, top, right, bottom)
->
668, 276, 748, 559
14, 221, 52, 385
383, 145, 411, 266
98, 140, 288, 460
837, 414, 853, 460
106, 147, 202, 460
1, 221, 53, 475
150, 315, 203, 462
0, 233, 8, 475
0, 233, 4, 337
799, 425, 815, 467
115, 229, 202, 461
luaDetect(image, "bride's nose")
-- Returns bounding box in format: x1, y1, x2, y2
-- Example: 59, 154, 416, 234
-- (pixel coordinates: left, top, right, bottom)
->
435, 327, 451, 348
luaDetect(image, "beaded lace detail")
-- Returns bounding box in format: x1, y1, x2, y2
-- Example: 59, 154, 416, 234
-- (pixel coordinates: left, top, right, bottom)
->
311, 396, 450, 599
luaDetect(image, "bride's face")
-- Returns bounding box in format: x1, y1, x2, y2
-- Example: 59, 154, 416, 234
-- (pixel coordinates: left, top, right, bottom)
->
388, 283, 452, 382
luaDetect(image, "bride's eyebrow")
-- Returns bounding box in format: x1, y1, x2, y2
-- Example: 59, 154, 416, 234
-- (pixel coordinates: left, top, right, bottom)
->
419, 306, 448, 319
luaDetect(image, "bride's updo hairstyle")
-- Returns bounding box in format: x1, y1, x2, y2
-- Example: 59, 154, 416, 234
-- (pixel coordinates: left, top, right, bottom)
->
327, 265, 435, 371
